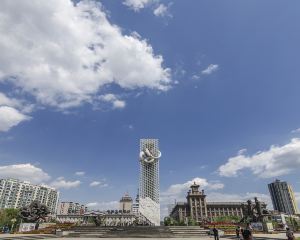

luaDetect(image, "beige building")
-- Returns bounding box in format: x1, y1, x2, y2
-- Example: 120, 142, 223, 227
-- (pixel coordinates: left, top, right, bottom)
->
207, 202, 244, 220
57, 201, 87, 215
0, 178, 59, 214
170, 182, 207, 223
119, 193, 133, 213
187, 182, 208, 222
169, 183, 265, 223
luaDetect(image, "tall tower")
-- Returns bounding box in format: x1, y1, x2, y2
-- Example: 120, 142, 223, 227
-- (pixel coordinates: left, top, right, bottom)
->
268, 179, 299, 215
186, 182, 207, 223
119, 193, 133, 213
139, 139, 161, 226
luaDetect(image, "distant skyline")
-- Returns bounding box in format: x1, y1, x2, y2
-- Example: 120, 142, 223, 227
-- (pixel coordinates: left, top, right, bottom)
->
0, 0, 300, 218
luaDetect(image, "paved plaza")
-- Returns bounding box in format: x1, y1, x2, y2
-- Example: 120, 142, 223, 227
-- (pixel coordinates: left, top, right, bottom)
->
0, 233, 300, 240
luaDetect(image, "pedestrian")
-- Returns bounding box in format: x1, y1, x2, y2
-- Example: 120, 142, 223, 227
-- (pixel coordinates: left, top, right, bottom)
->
286, 227, 295, 240
212, 225, 219, 240
242, 224, 252, 240
236, 226, 240, 239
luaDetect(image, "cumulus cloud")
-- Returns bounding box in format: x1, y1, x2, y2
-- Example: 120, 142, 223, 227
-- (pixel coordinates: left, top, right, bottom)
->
291, 128, 300, 134
123, 0, 156, 11
153, 4, 171, 17
99, 94, 126, 109
89, 181, 108, 187
0, 0, 171, 110
161, 177, 224, 203
0, 93, 21, 108
50, 177, 81, 189
160, 177, 223, 218
218, 138, 300, 178
0, 163, 50, 184
0, 106, 31, 132
75, 171, 85, 176
202, 64, 219, 75
86, 201, 119, 210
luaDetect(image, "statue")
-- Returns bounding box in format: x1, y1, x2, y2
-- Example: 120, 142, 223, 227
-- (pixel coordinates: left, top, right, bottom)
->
19, 200, 50, 222
139, 147, 161, 164
240, 197, 269, 223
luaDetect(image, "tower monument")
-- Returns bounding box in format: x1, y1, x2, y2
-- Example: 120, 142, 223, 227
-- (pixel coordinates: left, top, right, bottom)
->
139, 139, 161, 226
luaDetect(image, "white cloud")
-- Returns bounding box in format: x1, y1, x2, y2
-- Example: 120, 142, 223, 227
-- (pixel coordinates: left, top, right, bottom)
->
75, 171, 85, 176
89, 181, 108, 187
218, 138, 300, 178
201, 64, 219, 75
50, 177, 81, 189
123, 0, 156, 11
153, 4, 171, 17
0, 93, 21, 108
161, 177, 224, 204
0, 163, 50, 184
0, 106, 31, 132
191, 74, 200, 80
291, 128, 300, 134
99, 94, 126, 109
160, 177, 224, 218
0, 0, 171, 110
86, 201, 119, 210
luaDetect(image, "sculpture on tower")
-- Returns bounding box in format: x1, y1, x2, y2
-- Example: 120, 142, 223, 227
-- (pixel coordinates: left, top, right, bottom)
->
138, 139, 161, 226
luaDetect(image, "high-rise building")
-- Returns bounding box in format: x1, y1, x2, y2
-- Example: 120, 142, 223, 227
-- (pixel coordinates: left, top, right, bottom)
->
139, 139, 161, 226
57, 201, 87, 215
268, 179, 299, 215
0, 178, 59, 214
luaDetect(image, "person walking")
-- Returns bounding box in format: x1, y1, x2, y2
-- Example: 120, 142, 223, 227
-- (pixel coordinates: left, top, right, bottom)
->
212, 225, 219, 240
286, 227, 295, 240
242, 224, 253, 240
235, 226, 241, 239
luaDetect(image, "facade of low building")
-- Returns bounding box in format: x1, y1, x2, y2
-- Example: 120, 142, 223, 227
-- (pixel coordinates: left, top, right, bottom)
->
169, 202, 189, 223
169, 183, 266, 224
206, 202, 244, 220
103, 212, 136, 226
169, 183, 207, 223
56, 214, 84, 223
57, 201, 87, 215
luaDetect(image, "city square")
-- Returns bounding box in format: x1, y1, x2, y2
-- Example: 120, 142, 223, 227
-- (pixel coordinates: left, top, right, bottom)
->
1, 0, 300, 239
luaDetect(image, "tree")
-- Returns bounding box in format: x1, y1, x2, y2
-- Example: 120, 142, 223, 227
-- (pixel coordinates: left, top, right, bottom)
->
188, 217, 197, 226
0, 208, 21, 232
164, 217, 171, 226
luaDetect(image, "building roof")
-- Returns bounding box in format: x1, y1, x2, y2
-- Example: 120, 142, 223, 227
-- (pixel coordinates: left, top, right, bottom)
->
120, 192, 133, 202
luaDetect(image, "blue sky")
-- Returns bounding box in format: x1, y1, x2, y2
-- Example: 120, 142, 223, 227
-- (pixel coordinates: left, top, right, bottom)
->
0, 0, 300, 216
